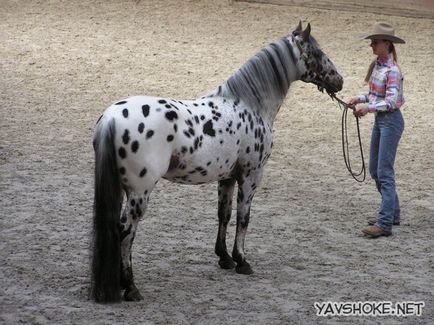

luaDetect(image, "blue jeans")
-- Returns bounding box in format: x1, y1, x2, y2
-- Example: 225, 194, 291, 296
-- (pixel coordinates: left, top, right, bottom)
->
369, 110, 404, 234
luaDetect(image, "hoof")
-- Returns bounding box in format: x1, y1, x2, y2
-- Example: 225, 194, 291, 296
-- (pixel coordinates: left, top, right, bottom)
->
124, 286, 144, 301
236, 261, 254, 275
218, 255, 236, 269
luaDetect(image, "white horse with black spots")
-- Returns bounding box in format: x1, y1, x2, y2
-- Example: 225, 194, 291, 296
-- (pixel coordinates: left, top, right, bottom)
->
91, 22, 343, 302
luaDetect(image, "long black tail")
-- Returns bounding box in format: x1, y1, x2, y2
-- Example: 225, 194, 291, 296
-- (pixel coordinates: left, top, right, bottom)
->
91, 118, 122, 303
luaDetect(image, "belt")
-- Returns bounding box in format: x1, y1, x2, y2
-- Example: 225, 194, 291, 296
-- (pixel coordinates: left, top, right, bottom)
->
376, 109, 399, 116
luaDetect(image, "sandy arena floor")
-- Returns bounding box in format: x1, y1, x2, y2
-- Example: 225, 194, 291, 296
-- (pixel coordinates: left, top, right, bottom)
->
1, 0, 433, 323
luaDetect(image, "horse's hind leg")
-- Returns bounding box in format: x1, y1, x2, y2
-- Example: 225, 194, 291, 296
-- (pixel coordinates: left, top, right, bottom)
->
120, 190, 149, 301
215, 178, 236, 269
232, 171, 263, 275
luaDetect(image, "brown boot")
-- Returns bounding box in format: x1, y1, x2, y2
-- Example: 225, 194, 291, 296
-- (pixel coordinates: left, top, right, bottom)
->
367, 217, 400, 226
362, 225, 391, 238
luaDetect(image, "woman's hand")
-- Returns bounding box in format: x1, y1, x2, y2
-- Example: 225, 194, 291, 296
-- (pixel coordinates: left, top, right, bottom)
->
348, 97, 359, 106
353, 104, 369, 117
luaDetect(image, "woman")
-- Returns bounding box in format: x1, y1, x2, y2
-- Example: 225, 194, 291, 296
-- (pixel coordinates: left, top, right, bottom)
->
349, 22, 405, 238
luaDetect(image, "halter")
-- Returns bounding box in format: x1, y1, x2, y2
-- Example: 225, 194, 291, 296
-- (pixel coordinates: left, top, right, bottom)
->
293, 35, 338, 95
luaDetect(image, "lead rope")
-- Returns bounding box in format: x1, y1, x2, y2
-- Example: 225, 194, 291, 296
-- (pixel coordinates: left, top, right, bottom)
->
329, 94, 366, 182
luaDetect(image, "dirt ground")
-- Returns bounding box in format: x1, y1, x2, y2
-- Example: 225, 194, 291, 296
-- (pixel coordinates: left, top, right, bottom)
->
1, 0, 433, 324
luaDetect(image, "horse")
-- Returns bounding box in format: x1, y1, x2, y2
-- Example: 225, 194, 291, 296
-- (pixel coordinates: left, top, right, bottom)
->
91, 22, 343, 303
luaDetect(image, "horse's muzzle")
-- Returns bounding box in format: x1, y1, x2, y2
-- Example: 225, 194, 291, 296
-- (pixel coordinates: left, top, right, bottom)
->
329, 75, 344, 93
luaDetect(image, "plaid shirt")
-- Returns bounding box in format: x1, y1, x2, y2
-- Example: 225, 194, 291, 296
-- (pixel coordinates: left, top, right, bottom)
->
357, 54, 405, 112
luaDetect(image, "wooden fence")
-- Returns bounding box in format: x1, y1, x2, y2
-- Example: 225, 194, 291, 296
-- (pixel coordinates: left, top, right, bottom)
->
237, 0, 434, 19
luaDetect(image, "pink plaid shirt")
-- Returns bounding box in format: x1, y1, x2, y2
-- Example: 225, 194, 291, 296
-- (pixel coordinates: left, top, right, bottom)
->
357, 54, 405, 112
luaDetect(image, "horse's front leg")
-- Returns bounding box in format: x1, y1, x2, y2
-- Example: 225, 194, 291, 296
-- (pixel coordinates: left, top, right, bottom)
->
120, 191, 148, 301
215, 178, 236, 269
232, 171, 262, 275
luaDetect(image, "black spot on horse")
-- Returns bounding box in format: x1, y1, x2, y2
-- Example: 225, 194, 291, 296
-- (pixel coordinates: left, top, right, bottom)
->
122, 109, 129, 118
122, 129, 130, 145
142, 105, 150, 117
139, 167, 147, 177
183, 130, 191, 138
167, 135, 174, 142
115, 101, 127, 105
238, 190, 244, 203
120, 224, 132, 242
135, 205, 142, 217
168, 155, 180, 171
146, 130, 154, 139
119, 167, 126, 175
158, 99, 167, 104
165, 111, 178, 121
203, 120, 216, 137
131, 141, 139, 153
118, 147, 127, 159
138, 123, 145, 133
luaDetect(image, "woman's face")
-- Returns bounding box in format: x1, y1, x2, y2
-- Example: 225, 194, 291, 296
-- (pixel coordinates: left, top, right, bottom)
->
370, 39, 390, 57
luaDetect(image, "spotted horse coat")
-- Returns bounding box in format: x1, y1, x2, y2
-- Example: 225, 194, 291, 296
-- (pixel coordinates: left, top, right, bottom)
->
91, 22, 343, 303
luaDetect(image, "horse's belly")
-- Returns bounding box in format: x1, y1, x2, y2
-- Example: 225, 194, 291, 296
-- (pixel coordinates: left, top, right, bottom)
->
163, 144, 239, 185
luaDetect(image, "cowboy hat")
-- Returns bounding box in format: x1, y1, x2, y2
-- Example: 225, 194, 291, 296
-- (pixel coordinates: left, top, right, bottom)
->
361, 22, 405, 44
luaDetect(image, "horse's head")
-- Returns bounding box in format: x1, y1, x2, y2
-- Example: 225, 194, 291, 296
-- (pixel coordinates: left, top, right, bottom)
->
292, 22, 343, 95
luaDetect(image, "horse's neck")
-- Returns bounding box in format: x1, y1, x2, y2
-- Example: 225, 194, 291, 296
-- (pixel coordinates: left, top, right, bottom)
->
212, 37, 300, 125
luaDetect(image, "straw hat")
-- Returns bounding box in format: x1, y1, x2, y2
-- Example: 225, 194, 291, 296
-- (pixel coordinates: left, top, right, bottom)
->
362, 22, 405, 44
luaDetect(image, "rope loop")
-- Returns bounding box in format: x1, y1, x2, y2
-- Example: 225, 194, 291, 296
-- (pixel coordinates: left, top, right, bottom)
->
329, 94, 366, 182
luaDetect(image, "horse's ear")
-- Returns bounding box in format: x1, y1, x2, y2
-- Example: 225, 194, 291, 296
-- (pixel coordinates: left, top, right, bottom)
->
293, 20, 302, 35
301, 23, 311, 41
